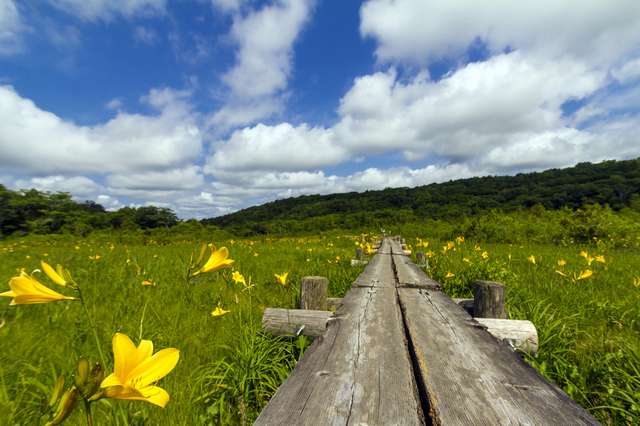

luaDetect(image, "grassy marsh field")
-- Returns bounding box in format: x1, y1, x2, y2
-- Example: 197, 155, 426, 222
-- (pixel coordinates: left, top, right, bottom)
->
1, 232, 638, 425
0, 236, 366, 425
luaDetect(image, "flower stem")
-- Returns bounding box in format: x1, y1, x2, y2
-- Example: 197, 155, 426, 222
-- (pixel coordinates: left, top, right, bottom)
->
84, 400, 93, 426
77, 287, 107, 368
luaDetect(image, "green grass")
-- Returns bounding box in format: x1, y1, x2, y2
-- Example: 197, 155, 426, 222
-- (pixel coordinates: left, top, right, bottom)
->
405, 236, 640, 426
0, 235, 367, 425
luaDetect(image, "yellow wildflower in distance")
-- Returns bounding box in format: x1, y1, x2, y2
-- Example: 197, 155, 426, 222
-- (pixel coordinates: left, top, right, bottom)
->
481, 251, 489, 259
275, 273, 288, 286
253, 253, 259, 257
555, 270, 567, 277
557, 259, 566, 266
142, 279, 155, 286
211, 302, 230, 317
94, 333, 179, 408
576, 270, 593, 280
1, 270, 75, 305
633, 277, 639, 287
232, 271, 246, 286
579, 251, 589, 259
527, 255, 536, 264
445, 271, 455, 278
192, 246, 234, 276
463, 258, 470, 263
474, 245, 481, 251
595, 255, 606, 264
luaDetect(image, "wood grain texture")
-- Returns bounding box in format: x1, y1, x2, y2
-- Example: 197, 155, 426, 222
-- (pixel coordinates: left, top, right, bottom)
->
388, 239, 442, 290
475, 317, 539, 356
397, 288, 602, 426
254, 285, 425, 426
352, 239, 395, 288
301, 276, 328, 311
473, 280, 507, 319
262, 308, 334, 339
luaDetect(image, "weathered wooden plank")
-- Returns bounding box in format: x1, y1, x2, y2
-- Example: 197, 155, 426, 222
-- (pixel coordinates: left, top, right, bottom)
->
398, 287, 602, 425
254, 285, 425, 426
388, 239, 442, 290
262, 308, 333, 339
475, 317, 539, 356
327, 297, 343, 310
352, 240, 395, 288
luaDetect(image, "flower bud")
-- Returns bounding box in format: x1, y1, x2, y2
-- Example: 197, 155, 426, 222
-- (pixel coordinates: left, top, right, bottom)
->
71, 374, 86, 395
46, 387, 78, 426
76, 357, 89, 383
85, 362, 104, 397
49, 374, 66, 407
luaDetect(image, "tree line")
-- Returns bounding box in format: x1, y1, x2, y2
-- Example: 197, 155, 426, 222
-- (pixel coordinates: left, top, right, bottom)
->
202, 158, 640, 236
0, 186, 179, 238
2, 158, 639, 239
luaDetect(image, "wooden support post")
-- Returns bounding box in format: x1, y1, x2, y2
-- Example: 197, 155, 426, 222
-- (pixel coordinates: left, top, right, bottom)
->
356, 247, 363, 261
416, 251, 426, 265
473, 280, 507, 319
300, 276, 328, 311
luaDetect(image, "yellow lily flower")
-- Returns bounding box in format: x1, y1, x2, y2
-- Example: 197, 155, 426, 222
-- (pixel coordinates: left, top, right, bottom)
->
527, 255, 536, 264
557, 259, 566, 266
231, 271, 245, 286
481, 251, 489, 259
555, 270, 567, 277
41, 261, 69, 287
576, 270, 593, 280
445, 271, 455, 278
275, 273, 288, 286
142, 279, 155, 286
595, 255, 606, 264
192, 246, 234, 276
0, 270, 75, 305
96, 333, 179, 408
211, 302, 230, 317
463, 258, 470, 263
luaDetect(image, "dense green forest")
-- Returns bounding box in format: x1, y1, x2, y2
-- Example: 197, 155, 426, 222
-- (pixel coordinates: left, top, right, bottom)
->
0, 186, 180, 238
1, 158, 639, 241
202, 158, 640, 236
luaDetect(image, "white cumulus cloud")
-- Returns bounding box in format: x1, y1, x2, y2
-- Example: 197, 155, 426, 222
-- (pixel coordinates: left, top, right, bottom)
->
0, 85, 202, 176
210, 0, 315, 129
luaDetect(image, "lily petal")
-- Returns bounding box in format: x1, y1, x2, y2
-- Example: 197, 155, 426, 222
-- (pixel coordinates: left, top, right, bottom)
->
112, 333, 139, 382
127, 348, 180, 388
41, 262, 67, 287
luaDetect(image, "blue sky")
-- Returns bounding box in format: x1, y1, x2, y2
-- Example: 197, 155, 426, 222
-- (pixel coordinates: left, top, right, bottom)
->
1, 0, 640, 219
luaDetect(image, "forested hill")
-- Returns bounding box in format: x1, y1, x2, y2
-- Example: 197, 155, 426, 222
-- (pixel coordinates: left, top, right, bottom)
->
201, 158, 640, 234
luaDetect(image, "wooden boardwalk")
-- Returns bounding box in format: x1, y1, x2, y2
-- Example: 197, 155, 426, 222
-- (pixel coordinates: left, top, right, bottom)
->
255, 238, 602, 425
